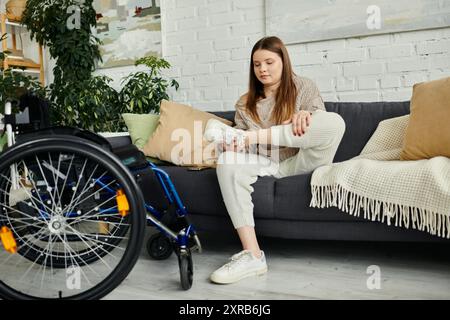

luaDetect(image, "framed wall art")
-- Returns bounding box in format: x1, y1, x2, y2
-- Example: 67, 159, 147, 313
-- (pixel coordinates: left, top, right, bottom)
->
94, 0, 162, 68
266, 0, 450, 44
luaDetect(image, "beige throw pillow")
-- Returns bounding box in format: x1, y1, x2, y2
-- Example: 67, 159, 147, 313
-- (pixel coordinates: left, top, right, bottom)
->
400, 76, 450, 160
143, 100, 232, 167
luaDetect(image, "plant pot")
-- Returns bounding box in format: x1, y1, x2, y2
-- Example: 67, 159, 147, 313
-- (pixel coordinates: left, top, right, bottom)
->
5, 0, 27, 22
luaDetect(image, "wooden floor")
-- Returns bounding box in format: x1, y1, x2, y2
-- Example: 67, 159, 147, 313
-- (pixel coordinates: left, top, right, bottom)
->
105, 231, 450, 300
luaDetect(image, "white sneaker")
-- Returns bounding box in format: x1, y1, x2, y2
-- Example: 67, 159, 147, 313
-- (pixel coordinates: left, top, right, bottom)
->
210, 250, 268, 284
204, 119, 247, 149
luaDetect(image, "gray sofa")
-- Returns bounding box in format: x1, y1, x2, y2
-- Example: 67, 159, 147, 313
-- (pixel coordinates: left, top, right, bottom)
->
107, 101, 448, 243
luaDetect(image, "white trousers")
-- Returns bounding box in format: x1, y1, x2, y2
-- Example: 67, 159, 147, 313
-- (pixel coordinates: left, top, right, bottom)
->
216, 110, 346, 228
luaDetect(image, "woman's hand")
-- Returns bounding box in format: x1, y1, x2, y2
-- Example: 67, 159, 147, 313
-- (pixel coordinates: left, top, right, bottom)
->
282, 110, 312, 136
218, 137, 246, 153
219, 141, 237, 153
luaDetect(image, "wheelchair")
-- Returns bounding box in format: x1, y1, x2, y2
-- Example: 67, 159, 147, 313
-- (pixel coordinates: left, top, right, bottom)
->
0, 99, 202, 299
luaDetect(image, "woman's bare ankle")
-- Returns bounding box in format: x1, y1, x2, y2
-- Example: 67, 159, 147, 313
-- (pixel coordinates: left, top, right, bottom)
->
250, 249, 262, 259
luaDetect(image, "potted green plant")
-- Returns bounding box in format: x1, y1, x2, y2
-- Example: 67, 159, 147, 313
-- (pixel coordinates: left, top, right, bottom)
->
22, 0, 101, 87
50, 75, 121, 132
21, 1, 179, 132
21, 0, 115, 131
119, 56, 179, 114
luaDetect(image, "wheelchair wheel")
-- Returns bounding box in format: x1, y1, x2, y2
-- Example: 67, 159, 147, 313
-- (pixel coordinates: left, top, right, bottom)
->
178, 249, 193, 290
0, 135, 146, 299
146, 233, 173, 260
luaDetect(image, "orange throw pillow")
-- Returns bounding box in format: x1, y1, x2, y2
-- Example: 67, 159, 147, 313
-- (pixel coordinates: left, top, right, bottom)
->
400, 77, 450, 160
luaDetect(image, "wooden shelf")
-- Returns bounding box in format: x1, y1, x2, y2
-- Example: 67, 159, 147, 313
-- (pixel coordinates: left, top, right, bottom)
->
5, 57, 40, 69
1, 13, 45, 85
7, 68, 41, 74
4, 19, 23, 28
4, 48, 24, 60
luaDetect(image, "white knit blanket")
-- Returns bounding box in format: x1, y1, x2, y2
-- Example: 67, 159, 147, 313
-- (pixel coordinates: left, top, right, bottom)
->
310, 115, 450, 238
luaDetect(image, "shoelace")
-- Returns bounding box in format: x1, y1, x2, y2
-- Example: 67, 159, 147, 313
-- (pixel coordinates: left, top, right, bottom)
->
223, 251, 252, 270
223, 128, 246, 149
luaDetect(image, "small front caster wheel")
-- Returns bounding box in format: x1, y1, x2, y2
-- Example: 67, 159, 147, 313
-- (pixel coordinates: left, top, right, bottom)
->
178, 249, 193, 290
146, 233, 173, 260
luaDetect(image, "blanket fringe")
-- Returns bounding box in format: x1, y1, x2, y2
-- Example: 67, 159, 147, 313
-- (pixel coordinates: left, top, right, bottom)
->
310, 184, 450, 239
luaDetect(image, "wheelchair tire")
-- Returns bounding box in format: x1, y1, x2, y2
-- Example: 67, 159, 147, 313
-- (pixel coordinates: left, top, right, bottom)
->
146, 233, 173, 260
178, 249, 193, 290
0, 135, 146, 299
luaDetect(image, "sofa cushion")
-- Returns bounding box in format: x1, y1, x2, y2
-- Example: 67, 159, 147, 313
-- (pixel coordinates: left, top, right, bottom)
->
273, 173, 363, 222
400, 76, 450, 160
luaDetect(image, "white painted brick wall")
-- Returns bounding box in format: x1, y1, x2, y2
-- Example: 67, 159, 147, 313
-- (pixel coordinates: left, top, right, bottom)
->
158, 0, 265, 111
163, 0, 450, 110
50, 0, 450, 111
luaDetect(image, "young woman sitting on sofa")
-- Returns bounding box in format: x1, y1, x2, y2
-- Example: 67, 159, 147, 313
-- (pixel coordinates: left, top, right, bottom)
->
203, 36, 346, 284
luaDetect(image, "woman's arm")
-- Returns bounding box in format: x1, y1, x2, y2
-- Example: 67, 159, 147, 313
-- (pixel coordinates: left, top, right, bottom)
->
288, 78, 326, 136
296, 77, 326, 113
219, 98, 249, 152
233, 95, 250, 130
234, 107, 249, 130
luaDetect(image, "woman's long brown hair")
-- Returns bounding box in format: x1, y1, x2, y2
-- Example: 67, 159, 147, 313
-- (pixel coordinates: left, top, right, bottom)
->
246, 36, 298, 125
246, 37, 298, 124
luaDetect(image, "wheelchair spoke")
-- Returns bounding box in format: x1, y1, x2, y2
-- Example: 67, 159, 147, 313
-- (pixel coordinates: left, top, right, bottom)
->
2, 217, 46, 233
66, 228, 129, 243
56, 232, 96, 286
77, 217, 131, 229
54, 152, 75, 214
0, 225, 50, 270
19, 229, 56, 283
63, 173, 115, 220
0, 202, 49, 230
65, 224, 127, 252
59, 157, 89, 216
47, 152, 64, 215
37, 233, 57, 291
66, 195, 121, 228
64, 224, 117, 269
0, 204, 50, 245
34, 155, 60, 217
70, 216, 130, 240
19, 159, 58, 215
0, 175, 54, 217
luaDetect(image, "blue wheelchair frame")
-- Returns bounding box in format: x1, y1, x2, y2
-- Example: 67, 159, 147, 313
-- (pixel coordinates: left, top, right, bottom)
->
36, 155, 199, 253
144, 162, 195, 249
